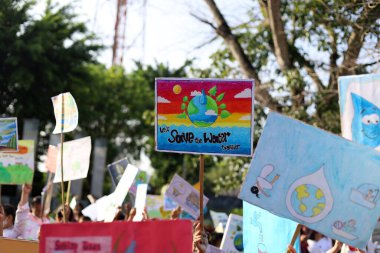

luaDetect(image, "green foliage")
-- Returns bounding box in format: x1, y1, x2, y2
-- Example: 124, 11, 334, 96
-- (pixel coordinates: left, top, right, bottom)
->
177, 112, 187, 119
219, 103, 226, 109
181, 103, 186, 110
183, 96, 188, 102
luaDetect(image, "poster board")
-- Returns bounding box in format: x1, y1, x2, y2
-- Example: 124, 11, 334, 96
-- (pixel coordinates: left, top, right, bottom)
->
53, 136, 91, 183
239, 112, 380, 249
0, 238, 39, 253
338, 73, 380, 149
243, 201, 300, 253
51, 92, 78, 134
165, 174, 209, 219
155, 78, 254, 156
0, 140, 34, 184
220, 214, 243, 253
0, 117, 18, 152
40, 220, 193, 253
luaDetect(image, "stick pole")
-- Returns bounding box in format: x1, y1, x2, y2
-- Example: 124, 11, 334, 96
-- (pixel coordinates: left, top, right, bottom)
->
60, 94, 66, 223
287, 223, 302, 252
199, 154, 205, 229
66, 180, 71, 204
40, 172, 53, 219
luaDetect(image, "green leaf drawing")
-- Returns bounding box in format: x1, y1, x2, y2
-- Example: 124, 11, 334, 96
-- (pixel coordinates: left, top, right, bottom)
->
216, 92, 225, 101
176, 112, 187, 119
181, 103, 186, 110
220, 110, 231, 119
219, 103, 226, 109
208, 86, 217, 96
183, 96, 188, 102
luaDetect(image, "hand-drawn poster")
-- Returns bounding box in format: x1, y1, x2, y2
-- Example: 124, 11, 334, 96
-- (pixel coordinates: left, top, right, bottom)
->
53, 136, 91, 183
146, 195, 171, 219
0, 118, 18, 152
220, 214, 243, 253
51, 92, 78, 134
206, 245, 226, 253
102, 164, 138, 222
107, 158, 149, 195
0, 140, 34, 184
40, 220, 193, 253
239, 112, 380, 249
155, 78, 254, 156
165, 174, 209, 219
339, 74, 380, 150
45, 145, 57, 173
243, 201, 300, 253
164, 195, 177, 211
209, 210, 228, 233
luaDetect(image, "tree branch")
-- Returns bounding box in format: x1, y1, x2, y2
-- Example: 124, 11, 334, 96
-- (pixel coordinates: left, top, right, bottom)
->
339, 4, 380, 75
202, 0, 281, 111
267, 0, 291, 70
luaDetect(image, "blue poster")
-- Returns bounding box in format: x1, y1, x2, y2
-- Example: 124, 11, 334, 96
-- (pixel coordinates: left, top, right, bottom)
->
339, 73, 380, 149
155, 78, 254, 156
239, 112, 380, 249
243, 201, 300, 252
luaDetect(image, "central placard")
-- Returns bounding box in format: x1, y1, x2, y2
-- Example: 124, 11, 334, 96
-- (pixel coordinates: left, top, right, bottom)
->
155, 78, 254, 156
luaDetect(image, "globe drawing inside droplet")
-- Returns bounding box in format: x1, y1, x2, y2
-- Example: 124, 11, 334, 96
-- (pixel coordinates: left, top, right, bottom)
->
290, 184, 326, 218
233, 233, 243, 251
187, 93, 218, 127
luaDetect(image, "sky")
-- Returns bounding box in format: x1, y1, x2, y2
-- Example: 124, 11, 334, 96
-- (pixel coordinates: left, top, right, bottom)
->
34, 0, 253, 71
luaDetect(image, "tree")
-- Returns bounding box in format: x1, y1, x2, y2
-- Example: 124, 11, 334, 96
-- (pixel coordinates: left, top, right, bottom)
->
193, 0, 380, 194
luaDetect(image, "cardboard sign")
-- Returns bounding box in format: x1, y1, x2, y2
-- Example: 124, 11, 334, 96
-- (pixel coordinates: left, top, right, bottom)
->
0, 140, 34, 184
107, 158, 150, 195
40, 220, 193, 253
53, 136, 91, 183
133, 184, 148, 221
0, 238, 39, 253
0, 117, 18, 152
146, 195, 171, 219
206, 245, 226, 253
209, 210, 228, 233
220, 214, 243, 253
339, 73, 380, 150
239, 112, 380, 249
51, 92, 78, 134
155, 78, 254, 156
165, 174, 209, 219
45, 145, 57, 173
243, 202, 300, 253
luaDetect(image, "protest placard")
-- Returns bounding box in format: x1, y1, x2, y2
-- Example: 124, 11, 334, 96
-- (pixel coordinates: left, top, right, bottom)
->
220, 214, 243, 253
0, 118, 18, 152
339, 73, 380, 149
0, 140, 34, 184
165, 174, 209, 219
40, 220, 193, 253
209, 210, 228, 233
243, 201, 300, 253
51, 92, 78, 134
53, 136, 91, 183
239, 112, 380, 249
155, 78, 254, 156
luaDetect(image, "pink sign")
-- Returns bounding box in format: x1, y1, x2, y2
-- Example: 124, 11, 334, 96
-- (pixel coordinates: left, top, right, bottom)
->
40, 220, 192, 253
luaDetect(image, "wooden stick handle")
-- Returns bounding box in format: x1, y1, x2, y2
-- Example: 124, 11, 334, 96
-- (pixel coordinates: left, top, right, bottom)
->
66, 180, 71, 204
199, 154, 204, 229
60, 94, 66, 223
287, 223, 302, 252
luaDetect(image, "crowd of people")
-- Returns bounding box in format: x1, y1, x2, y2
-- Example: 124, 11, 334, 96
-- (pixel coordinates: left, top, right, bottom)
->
0, 184, 375, 253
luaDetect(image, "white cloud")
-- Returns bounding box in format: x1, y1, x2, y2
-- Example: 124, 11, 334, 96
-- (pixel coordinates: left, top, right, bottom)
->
205, 110, 217, 116
157, 96, 171, 103
158, 115, 167, 120
191, 90, 202, 96
234, 88, 252, 98
239, 115, 251, 121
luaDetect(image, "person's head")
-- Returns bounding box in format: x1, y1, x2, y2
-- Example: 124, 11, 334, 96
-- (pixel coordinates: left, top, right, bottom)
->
56, 205, 75, 222
3, 204, 16, 229
78, 216, 92, 223
31, 196, 42, 217
73, 203, 84, 222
